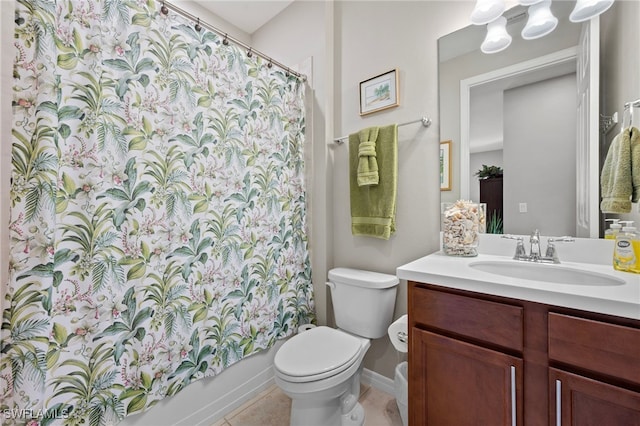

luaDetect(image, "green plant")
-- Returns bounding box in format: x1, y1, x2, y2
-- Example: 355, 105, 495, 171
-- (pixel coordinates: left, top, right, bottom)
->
486, 210, 504, 234
475, 164, 503, 179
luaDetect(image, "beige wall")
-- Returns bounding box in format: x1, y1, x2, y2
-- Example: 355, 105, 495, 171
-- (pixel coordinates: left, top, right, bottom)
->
503, 74, 577, 236
333, 1, 474, 378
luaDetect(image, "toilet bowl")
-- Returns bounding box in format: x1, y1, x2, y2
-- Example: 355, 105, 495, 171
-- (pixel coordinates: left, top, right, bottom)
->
273, 268, 399, 426
274, 326, 370, 425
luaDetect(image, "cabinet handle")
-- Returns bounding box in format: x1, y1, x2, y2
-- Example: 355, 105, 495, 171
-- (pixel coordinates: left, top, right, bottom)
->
556, 379, 562, 426
510, 366, 516, 426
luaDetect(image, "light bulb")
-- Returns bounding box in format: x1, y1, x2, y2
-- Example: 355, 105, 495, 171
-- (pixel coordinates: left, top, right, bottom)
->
570, 0, 615, 22
481, 16, 512, 54
521, 0, 558, 40
471, 0, 507, 25
518, 0, 543, 5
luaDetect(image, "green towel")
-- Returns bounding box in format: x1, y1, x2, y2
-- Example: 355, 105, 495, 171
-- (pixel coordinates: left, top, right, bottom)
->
601, 128, 632, 213
349, 124, 398, 239
631, 127, 640, 202
357, 127, 379, 186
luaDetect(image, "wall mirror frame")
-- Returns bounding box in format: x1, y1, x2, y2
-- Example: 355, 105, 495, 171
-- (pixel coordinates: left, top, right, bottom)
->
438, 1, 639, 239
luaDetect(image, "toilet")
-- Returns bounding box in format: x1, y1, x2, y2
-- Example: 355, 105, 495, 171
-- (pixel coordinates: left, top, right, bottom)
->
273, 267, 399, 426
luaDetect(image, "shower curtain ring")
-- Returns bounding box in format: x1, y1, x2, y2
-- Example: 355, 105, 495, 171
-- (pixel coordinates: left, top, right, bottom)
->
247, 48, 253, 58
222, 34, 229, 45
267, 58, 273, 68
195, 18, 202, 32
160, 1, 169, 15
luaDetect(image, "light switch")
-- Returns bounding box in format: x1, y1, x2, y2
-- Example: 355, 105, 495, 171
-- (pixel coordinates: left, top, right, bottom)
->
519, 203, 527, 213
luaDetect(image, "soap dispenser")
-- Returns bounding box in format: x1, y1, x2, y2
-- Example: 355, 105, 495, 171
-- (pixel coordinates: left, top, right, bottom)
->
605, 219, 622, 240
613, 221, 640, 273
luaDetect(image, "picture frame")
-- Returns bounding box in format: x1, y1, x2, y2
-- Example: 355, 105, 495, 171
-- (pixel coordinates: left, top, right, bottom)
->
440, 140, 452, 191
359, 69, 399, 116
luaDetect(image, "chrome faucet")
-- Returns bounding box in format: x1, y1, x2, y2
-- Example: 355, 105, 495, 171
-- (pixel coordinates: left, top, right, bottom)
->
529, 229, 542, 261
503, 230, 574, 264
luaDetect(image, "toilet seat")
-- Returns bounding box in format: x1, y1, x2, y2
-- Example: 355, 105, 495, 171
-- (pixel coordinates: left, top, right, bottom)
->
274, 326, 363, 383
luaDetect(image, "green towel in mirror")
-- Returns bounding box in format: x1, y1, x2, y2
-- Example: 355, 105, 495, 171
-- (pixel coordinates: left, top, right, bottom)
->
601, 128, 632, 213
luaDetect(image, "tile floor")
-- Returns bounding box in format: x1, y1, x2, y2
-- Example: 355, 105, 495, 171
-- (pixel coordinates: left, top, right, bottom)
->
212, 383, 403, 426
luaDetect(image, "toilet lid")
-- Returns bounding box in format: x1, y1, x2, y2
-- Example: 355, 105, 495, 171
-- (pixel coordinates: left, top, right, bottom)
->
274, 326, 362, 378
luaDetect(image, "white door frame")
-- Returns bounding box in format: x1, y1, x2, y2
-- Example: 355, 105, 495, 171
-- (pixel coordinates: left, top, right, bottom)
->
460, 46, 597, 237
459, 47, 578, 201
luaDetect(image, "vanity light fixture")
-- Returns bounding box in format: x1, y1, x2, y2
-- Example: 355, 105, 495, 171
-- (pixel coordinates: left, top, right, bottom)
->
470, 0, 506, 25
569, 0, 615, 22
472, 0, 615, 54
481, 16, 513, 54
521, 0, 558, 40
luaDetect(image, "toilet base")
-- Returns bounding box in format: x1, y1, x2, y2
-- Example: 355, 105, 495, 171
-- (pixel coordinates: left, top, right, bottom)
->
290, 397, 342, 426
341, 401, 365, 426
279, 369, 365, 426
288, 392, 365, 426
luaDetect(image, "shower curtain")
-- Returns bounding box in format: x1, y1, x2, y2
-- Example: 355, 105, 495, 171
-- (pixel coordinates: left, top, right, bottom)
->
2, 0, 314, 424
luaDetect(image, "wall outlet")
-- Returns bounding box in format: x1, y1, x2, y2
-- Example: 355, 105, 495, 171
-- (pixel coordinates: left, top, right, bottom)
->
519, 202, 528, 213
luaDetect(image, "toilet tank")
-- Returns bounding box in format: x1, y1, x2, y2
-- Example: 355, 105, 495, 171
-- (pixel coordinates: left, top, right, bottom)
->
327, 268, 399, 339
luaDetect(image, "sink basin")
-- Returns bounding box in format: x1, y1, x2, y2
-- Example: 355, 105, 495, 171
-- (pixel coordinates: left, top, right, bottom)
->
469, 260, 625, 286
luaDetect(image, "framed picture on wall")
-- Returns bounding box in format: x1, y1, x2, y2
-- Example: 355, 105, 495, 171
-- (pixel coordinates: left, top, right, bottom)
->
359, 69, 399, 115
440, 140, 452, 191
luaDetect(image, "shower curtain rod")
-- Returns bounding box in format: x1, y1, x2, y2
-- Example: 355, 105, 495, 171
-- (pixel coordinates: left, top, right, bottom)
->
160, 1, 305, 81
333, 116, 432, 144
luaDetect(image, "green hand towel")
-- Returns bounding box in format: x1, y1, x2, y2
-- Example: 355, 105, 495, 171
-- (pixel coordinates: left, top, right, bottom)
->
601, 128, 632, 213
357, 127, 380, 186
631, 127, 640, 202
349, 124, 398, 239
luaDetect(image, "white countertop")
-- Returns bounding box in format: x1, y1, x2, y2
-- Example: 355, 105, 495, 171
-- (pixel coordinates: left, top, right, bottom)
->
397, 235, 640, 320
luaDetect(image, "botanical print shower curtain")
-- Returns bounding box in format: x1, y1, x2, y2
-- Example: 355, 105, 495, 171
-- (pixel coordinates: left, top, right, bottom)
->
2, 0, 314, 424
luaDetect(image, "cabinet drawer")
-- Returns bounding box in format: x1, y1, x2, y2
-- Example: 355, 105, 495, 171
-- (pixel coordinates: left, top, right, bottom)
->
548, 313, 640, 385
411, 285, 523, 351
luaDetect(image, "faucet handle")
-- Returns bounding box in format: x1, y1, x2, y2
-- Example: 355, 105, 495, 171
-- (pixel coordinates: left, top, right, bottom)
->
547, 236, 575, 243
514, 239, 527, 259
502, 235, 527, 259
545, 236, 575, 263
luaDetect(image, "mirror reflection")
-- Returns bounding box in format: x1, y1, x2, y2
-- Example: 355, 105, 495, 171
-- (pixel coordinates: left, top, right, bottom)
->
438, 1, 640, 238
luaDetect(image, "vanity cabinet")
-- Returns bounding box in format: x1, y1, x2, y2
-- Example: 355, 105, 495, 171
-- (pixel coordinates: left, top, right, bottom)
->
408, 281, 640, 426
548, 313, 640, 425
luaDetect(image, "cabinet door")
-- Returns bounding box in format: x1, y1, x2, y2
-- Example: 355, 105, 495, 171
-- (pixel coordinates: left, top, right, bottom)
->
410, 328, 523, 426
550, 368, 640, 425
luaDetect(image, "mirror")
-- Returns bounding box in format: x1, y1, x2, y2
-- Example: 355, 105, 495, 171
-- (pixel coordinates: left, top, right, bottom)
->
438, 1, 640, 238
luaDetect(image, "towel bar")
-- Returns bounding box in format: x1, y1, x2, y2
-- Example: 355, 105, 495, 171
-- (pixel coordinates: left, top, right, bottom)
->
334, 116, 431, 144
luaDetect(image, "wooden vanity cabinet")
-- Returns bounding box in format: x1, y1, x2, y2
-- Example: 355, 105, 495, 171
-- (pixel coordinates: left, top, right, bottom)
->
408, 281, 640, 426
409, 283, 526, 425
548, 313, 640, 425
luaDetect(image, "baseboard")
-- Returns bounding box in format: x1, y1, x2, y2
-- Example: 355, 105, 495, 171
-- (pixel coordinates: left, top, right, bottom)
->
180, 365, 276, 426
361, 368, 395, 396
